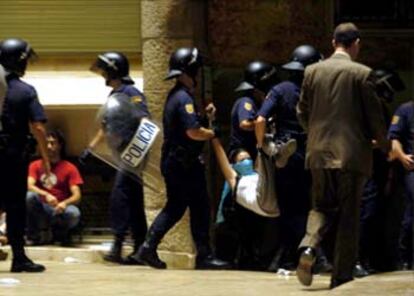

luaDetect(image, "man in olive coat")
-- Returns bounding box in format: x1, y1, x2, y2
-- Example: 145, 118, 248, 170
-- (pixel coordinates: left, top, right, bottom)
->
295, 23, 389, 289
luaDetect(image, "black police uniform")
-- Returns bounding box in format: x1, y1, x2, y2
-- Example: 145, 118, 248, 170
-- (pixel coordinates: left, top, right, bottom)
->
0, 73, 47, 259
229, 95, 258, 160
147, 82, 211, 261
108, 84, 149, 251
257, 80, 311, 268
389, 101, 414, 268
358, 100, 392, 271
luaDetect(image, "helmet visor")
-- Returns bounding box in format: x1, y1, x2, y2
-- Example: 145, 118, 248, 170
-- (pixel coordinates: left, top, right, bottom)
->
282, 61, 304, 71
90, 57, 107, 75
26, 47, 38, 63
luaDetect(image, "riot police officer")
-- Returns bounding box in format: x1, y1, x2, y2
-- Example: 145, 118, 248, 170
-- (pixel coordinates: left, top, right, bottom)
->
255, 45, 322, 269
356, 69, 406, 275
219, 60, 280, 270
388, 89, 414, 270
0, 38, 51, 272
231, 60, 277, 160
135, 47, 229, 269
82, 52, 149, 264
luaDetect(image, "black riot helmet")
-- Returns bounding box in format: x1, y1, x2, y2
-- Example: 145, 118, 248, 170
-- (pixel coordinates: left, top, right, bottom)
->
373, 69, 405, 102
165, 47, 202, 80
0, 38, 38, 76
235, 61, 278, 93
90, 52, 134, 85
282, 45, 322, 71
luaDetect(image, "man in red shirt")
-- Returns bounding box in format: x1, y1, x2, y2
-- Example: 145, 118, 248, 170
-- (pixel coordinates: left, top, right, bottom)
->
26, 130, 83, 245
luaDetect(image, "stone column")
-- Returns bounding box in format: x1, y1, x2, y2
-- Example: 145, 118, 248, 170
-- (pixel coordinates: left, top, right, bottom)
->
141, 0, 208, 269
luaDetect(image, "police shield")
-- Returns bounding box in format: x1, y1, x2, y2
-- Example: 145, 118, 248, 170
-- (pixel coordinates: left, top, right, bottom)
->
89, 92, 163, 193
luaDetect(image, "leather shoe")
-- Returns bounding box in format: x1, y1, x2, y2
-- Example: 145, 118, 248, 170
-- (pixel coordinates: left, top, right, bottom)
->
11, 258, 46, 273
195, 255, 232, 270
137, 244, 166, 269
353, 262, 369, 278
296, 247, 316, 286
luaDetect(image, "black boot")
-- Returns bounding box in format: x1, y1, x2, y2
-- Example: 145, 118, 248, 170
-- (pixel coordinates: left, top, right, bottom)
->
135, 230, 166, 269
11, 254, 45, 273
195, 254, 232, 270
103, 236, 123, 263
122, 238, 145, 265
135, 243, 166, 269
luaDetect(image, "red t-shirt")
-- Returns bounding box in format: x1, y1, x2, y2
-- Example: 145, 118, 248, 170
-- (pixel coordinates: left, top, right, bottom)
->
28, 160, 84, 202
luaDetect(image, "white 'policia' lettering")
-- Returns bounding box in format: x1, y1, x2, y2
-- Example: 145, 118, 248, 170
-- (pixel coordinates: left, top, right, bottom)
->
120, 118, 160, 167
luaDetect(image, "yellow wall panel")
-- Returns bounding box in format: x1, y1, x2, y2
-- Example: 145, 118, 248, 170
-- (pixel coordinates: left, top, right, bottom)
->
0, 0, 141, 52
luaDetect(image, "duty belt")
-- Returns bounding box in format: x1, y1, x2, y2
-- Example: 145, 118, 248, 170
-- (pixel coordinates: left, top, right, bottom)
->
168, 145, 202, 168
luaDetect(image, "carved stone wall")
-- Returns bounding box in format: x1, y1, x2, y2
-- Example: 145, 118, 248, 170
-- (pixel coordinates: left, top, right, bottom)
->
141, 0, 208, 267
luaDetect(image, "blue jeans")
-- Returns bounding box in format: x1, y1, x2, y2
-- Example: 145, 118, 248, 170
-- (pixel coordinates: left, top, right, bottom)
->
26, 192, 80, 242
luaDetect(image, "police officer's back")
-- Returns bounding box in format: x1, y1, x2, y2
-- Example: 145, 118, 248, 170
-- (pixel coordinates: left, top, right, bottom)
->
0, 38, 51, 272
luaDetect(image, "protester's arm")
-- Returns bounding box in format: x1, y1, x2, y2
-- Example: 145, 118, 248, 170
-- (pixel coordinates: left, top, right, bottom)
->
211, 138, 238, 190
255, 116, 266, 148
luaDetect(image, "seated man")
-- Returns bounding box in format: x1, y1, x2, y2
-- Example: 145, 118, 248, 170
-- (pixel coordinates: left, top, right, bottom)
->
26, 130, 83, 245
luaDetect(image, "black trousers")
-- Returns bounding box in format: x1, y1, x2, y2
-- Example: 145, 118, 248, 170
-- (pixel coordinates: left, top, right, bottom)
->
149, 158, 211, 258
0, 153, 28, 259
110, 171, 147, 246
299, 169, 366, 283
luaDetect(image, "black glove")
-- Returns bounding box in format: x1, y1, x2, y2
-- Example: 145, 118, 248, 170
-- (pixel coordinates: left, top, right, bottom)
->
79, 148, 93, 166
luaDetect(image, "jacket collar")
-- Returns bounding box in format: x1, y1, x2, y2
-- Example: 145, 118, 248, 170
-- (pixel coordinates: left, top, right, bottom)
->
330, 51, 351, 61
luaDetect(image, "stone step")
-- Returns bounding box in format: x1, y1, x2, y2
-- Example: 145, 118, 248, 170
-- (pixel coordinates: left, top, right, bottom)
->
0, 244, 195, 269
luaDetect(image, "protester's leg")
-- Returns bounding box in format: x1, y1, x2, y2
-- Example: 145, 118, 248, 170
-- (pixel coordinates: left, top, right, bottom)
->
26, 192, 50, 243
52, 205, 80, 244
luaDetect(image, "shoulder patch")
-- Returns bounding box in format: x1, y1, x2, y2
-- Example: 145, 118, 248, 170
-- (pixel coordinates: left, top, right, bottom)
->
185, 104, 194, 114
244, 102, 252, 111
391, 115, 400, 125
130, 96, 142, 104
